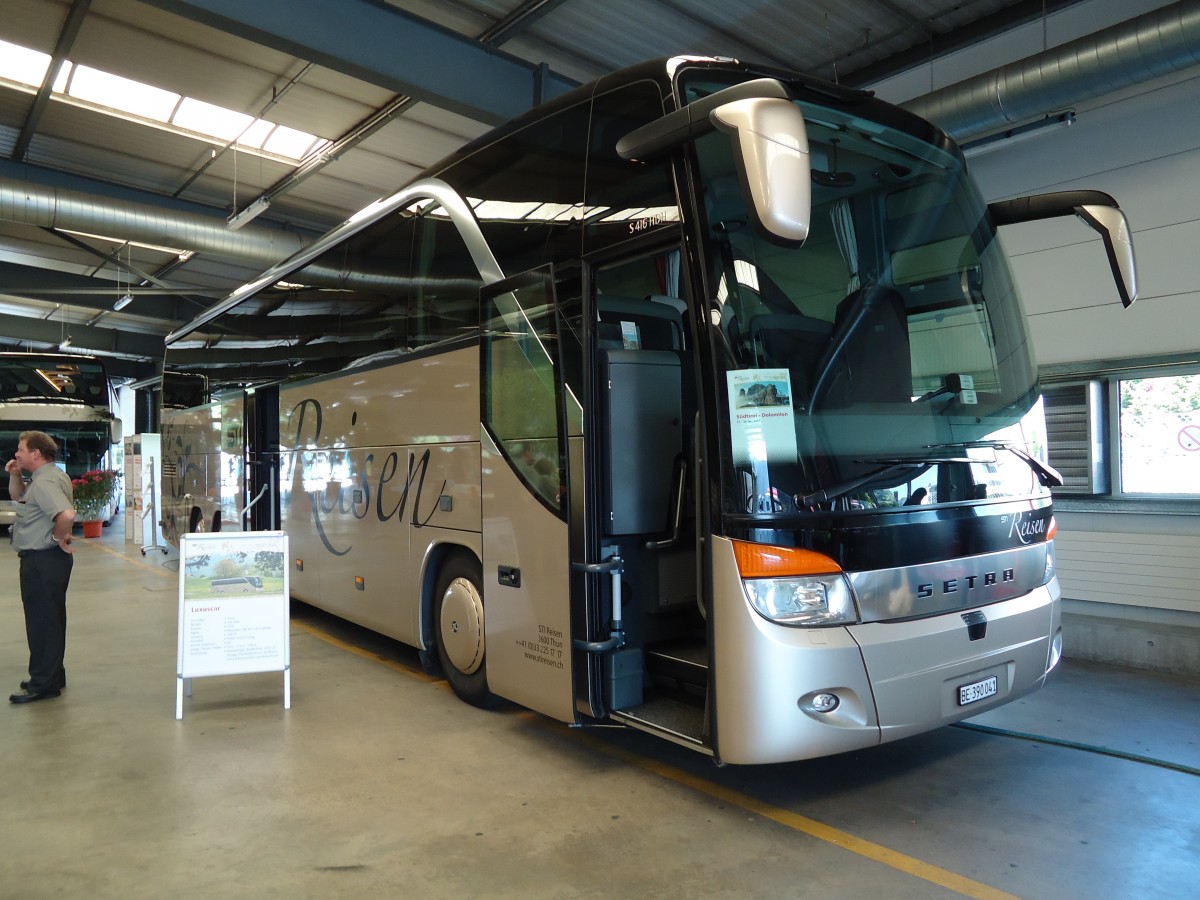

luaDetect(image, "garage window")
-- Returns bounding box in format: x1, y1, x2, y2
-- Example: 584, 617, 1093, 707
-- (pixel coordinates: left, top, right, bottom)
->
1118, 373, 1200, 496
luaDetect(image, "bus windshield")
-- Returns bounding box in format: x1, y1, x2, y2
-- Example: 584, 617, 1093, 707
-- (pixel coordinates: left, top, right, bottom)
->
686, 76, 1046, 516
0, 355, 110, 403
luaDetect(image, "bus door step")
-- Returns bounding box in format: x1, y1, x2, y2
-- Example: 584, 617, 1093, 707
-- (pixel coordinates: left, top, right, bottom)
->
645, 642, 708, 703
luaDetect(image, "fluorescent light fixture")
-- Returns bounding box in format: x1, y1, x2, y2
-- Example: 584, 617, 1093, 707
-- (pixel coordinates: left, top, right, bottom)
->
228, 196, 271, 231
113, 294, 134, 311
961, 111, 1076, 158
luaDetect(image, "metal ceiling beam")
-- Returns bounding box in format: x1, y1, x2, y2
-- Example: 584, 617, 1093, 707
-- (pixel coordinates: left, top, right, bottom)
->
43, 228, 211, 304
0, 262, 209, 321
142, 0, 578, 124
0, 311, 166, 359
12, 0, 93, 161
229, 0, 575, 219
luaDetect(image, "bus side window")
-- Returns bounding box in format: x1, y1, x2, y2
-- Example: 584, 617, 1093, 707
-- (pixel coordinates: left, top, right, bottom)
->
409, 208, 481, 347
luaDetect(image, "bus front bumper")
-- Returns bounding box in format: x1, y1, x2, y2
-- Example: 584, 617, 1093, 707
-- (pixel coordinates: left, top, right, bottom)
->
710, 537, 1060, 765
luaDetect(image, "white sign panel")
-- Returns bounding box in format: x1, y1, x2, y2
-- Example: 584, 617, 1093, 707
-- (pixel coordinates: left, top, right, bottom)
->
176, 531, 290, 718
727, 368, 799, 465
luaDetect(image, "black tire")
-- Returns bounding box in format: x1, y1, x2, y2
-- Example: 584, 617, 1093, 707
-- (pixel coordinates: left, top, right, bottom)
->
433, 553, 499, 708
188, 506, 203, 533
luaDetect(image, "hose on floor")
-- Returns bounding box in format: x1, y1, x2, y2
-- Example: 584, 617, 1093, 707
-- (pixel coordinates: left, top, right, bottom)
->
952, 721, 1200, 777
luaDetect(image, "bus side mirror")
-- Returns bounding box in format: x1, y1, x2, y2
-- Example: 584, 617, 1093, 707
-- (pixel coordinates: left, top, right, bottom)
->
110, 417, 123, 444
988, 190, 1137, 307
1075, 204, 1137, 308
710, 97, 811, 244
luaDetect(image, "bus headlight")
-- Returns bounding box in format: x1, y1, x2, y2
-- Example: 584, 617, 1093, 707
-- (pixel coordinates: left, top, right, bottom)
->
1043, 542, 1056, 585
744, 574, 857, 626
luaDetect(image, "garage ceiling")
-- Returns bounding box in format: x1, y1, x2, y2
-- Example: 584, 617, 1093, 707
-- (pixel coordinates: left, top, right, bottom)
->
0, 0, 1120, 379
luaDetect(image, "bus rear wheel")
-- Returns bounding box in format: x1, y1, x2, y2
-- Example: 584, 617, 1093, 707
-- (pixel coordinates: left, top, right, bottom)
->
434, 554, 499, 708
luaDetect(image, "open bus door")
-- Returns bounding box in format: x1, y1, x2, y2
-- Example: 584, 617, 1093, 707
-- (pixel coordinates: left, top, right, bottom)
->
479, 269, 579, 722
244, 385, 279, 532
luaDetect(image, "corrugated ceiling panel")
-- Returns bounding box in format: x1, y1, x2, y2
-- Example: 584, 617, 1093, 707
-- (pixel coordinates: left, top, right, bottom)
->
2, 0, 72, 51
0, 124, 16, 160
253, 80, 380, 142
26, 131, 209, 200
400, 101, 491, 143
272, 175, 390, 221
295, 67, 398, 110
72, 7, 291, 111
0, 226, 114, 273
0, 89, 34, 122
29, 102, 234, 180
357, 117, 476, 169
311, 145, 421, 195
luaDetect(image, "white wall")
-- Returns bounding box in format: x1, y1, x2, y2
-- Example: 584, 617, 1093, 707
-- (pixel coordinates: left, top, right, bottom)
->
874, 0, 1200, 368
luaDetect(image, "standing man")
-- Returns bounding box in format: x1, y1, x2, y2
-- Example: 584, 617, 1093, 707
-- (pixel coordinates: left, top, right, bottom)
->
7, 431, 76, 704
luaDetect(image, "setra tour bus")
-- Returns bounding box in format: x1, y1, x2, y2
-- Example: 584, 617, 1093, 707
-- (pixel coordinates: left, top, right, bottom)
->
160, 57, 1137, 764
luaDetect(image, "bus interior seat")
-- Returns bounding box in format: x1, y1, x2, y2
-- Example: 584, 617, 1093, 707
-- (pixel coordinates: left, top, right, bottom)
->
748, 313, 833, 400
819, 286, 912, 405
597, 321, 626, 349
597, 294, 684, 352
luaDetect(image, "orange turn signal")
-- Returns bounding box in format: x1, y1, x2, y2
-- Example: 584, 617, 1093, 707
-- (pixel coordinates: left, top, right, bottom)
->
732, 540, 841, 578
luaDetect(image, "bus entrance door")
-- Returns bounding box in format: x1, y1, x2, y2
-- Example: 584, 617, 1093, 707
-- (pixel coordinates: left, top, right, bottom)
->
480, 271, 576, 723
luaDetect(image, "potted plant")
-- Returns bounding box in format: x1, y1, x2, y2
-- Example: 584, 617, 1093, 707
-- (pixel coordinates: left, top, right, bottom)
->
73, 468, 121, 537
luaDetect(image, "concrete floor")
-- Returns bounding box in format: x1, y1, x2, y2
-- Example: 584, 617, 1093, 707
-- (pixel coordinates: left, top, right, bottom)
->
3, 525, 1198, 900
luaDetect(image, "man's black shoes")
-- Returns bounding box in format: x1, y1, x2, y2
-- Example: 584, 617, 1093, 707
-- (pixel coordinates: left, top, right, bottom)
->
9, 689, 61, 704
19, 680, 65, 692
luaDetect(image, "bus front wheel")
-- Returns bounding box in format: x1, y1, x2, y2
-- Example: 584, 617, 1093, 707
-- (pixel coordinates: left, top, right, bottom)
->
434, 554, 499, 708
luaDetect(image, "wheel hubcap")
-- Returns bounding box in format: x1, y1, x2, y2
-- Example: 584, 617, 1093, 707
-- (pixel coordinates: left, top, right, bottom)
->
440, 576, 484, 674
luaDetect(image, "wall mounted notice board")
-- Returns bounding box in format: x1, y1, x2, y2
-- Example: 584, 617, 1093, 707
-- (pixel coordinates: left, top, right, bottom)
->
176, 531, 290, 719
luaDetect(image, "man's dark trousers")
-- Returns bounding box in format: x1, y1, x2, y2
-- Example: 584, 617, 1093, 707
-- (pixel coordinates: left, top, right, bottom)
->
19, 548, 73, 693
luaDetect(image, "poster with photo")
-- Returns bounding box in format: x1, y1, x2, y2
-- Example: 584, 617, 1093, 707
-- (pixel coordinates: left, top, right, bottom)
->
176, 531, 291, 718
727, 369, 798, 465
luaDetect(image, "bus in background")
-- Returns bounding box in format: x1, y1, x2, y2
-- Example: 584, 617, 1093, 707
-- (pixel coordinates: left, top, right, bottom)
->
210, 575, 264, 593
158, 372, 268, 547
0, 353, 123, 529
160, 57, 1137, 765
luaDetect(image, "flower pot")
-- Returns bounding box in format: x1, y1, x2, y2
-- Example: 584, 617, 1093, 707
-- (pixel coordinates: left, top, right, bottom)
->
82, 520, 103, 539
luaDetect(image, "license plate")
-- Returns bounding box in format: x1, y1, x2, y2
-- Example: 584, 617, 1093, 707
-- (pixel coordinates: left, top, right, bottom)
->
958, 675, 998, 706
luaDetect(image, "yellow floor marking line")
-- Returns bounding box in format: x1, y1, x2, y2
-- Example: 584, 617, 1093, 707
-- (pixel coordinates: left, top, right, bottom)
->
297, 613, 1015, 900
291, 618, 442, 684
564, 723, 1018, 900
86, 540, 178, 577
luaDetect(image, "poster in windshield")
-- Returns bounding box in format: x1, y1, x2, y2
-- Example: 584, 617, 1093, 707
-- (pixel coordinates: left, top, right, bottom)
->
728, 369, 798, 466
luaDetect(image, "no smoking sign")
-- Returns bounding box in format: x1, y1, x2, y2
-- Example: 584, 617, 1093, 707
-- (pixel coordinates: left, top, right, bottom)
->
1179, 424, 1200, 452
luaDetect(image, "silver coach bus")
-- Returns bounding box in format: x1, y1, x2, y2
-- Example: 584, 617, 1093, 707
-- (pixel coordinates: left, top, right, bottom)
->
160, 57, 1136, 764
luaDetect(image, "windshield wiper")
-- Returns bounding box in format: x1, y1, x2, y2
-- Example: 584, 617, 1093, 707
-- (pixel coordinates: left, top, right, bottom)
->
927, 441, 1064, 487
798, 456, 968, 507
